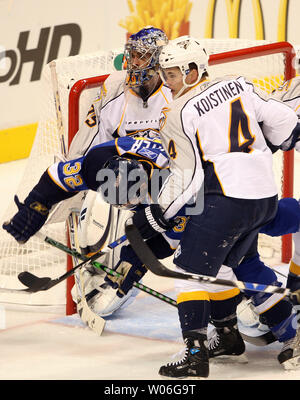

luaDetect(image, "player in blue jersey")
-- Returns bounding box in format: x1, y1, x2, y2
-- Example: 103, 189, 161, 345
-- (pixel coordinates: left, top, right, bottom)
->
2, 134, 168, 241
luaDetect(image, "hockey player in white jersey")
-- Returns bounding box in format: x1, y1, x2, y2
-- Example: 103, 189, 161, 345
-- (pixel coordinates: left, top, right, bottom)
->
131, 36, 300, 378
65, 26, 172, 312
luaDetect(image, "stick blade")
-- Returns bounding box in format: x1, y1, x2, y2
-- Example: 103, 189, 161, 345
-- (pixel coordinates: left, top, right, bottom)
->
18, 271, 52, 292
78, 305, 106, 335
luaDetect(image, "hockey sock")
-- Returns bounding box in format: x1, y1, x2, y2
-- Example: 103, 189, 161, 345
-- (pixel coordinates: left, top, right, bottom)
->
177, 291, 210, 333
259, 298, 295, 342
287, 261, 300, 292
287, 230, 300, 292
210, 292, 243, 323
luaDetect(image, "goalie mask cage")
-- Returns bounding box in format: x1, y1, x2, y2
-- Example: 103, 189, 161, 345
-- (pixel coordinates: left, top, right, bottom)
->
0, 39, 296, 314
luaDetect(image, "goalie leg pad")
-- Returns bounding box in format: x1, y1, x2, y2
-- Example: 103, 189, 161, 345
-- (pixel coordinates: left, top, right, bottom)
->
71, 267, 105, 304
87, 284, 139, 317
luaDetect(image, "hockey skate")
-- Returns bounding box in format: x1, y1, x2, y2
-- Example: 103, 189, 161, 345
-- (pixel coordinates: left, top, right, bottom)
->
208, 325, 248, 363
159, 334, 209, 379
278, 327, 300, 370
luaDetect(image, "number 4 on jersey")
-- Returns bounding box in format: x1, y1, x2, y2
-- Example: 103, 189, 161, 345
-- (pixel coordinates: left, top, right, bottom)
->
229, 98, 255, 153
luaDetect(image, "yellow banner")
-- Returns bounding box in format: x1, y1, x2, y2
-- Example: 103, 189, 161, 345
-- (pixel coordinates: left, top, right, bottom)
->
204, 0, 287, 40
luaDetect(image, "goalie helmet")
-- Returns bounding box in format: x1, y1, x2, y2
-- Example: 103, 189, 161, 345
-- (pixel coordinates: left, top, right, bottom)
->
124, 26, 168, 88
98, 156, 149, 210
159, 36, 209, 98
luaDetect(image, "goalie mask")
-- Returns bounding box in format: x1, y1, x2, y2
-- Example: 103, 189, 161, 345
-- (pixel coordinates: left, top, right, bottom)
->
97, 156, 149, 210
159, 36, 209, 99
124, 26, 168, 88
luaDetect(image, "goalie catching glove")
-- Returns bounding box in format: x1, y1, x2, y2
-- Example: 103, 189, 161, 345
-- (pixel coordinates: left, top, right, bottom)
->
132, 204, 177, 240
104, 245, 148, 297
2, 193, 50, 243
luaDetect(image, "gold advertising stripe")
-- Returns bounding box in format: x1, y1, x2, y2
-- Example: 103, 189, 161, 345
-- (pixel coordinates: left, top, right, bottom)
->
204, 0, 216, 38
205, 0, 265, 40
0, 123, 38, 163
252, 0, 264, 39
277, 0, 288, 40
225, 0, 241, 38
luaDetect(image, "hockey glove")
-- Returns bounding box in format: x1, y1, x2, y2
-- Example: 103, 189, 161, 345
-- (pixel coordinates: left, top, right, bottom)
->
132, 204, 176, 240
104, 260, 148, 298
2, 193, 50, 243
280, 122, 300, 151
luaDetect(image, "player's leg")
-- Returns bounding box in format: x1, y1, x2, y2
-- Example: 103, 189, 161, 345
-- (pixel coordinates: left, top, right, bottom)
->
208, 266, 246, 363
287, 230, 300, 291
236, 197, 300, 330
235, 254, 299, 369
260, 197, 300, 293
158, 275, 211, 379
72, 192, 139, 316
159, 194, 277, 378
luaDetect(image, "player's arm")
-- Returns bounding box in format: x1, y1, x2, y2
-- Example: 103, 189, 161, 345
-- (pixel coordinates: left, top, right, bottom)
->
249, 81, 298, 148
279, 122, 300, 151
68, 72, 126, 158
2, 143, 118, 243
132, 106, 204, 239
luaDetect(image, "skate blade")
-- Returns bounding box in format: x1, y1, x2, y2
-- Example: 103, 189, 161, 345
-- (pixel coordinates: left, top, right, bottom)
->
282, 356, 300, 370
211, 354, 248, 364
159, 375, 208, 380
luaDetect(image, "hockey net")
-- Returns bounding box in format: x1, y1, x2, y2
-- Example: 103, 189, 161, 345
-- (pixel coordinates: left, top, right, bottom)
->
0, 39, 296, 310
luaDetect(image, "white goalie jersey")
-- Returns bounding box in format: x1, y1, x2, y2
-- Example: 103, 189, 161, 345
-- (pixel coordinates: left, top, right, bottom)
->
158, 76, 298, 219
68, 70, 173, 159
65, 70, 172, 270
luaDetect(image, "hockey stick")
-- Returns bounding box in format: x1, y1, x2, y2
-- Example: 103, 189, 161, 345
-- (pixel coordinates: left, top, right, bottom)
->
125, 223, 300, 303
50, 60, 67, 158
18, 232, 177, 307
17, 232, 128, 293
67, 212, 105, 335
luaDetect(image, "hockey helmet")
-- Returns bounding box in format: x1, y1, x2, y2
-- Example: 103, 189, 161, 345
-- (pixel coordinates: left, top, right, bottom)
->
159, 36, 209, 98
98, 156, 149, 210
124, 26, 168, 88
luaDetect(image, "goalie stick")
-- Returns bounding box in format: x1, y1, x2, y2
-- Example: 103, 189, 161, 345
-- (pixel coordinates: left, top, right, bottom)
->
68, 212, 105, 336
125, 223, 300, 303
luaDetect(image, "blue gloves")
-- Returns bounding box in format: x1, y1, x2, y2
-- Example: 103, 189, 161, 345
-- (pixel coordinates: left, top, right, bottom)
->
2, 194, 49, 243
